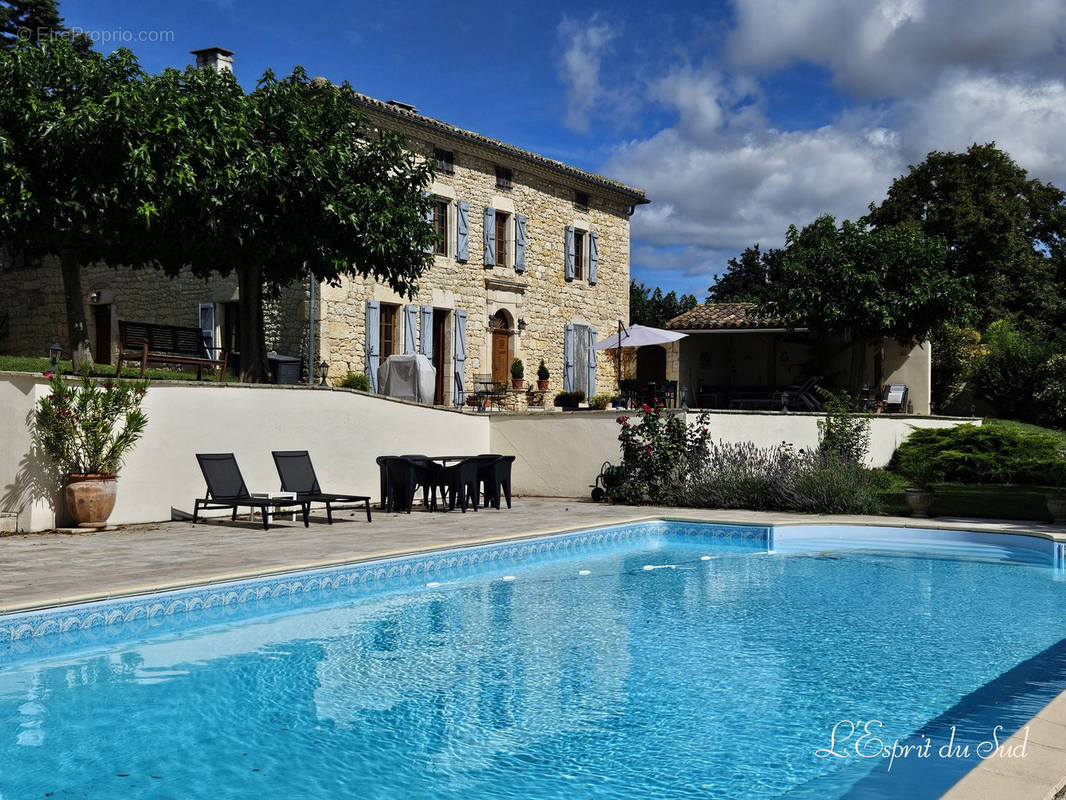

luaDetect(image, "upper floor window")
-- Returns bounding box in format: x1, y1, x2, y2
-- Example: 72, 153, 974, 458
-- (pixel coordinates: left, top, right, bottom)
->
495, 211, 510, 267
433, 199, 449, 256
380, 304, 398, 365
574, 191, 590, 212
435, 148, 454, 175
495, 165, 513, 190
573, 229, 586, 280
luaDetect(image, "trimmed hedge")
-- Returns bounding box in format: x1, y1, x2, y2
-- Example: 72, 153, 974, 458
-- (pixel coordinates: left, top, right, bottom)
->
891, 421, 1066, 485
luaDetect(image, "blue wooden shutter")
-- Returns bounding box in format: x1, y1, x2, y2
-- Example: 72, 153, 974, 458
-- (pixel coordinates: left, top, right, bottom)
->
422, 192, 433, 254
454, 310, 467, 406
587, 326, 597, 397
483, 207, 496, 266
514, 214, 526, 272
420, 305, 433, 357
588, 232, 599, 285
456, 200, 469, 261
365, 300, 380, 393
564, 226, 575, 280
403, 304, 418, 354
563, 323, 575, 392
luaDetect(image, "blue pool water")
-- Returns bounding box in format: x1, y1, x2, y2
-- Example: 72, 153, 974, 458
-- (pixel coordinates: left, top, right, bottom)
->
3, 523, 1066, 798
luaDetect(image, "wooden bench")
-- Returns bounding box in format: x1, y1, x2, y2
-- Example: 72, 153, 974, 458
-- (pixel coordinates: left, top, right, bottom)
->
117, 321, 228, 381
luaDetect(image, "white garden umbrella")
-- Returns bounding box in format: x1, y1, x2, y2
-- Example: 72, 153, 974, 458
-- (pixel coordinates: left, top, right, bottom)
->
592, 324, 687, 351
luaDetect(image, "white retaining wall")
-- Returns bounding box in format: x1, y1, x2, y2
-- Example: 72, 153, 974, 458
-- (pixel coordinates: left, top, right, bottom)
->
0, 375, 978, 531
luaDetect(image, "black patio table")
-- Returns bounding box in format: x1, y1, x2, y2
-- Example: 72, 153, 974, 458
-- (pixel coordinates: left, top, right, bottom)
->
377, 455, 478, 511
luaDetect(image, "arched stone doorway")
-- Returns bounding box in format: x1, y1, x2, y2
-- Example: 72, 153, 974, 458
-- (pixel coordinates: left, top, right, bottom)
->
636, 344, 667, 384
490, 310, 514, 385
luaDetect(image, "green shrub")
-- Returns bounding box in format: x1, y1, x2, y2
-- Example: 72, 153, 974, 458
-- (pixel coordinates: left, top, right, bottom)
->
816, 388, 870, 464
537, 359, 550, 381
339, 372, 371, 391
930, 325, 982, 413
892, 421, 1066, 484
973, 320, 1051, 421
610, 403, 711, 504
553, 390, 586, 407
511, 358, 524, 379
588, 393, 612, 410
1035, 353, 1066, 430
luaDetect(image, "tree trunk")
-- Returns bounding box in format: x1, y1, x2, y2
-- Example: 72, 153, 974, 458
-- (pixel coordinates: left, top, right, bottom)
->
847, 331, 866, 397
59, 248, 92, 372
237, 264, 267, 383
873, 337, 886, 400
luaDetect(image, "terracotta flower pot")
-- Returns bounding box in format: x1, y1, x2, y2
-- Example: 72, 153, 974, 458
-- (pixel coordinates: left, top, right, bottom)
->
904, 487, 933, 518
537, 379, 549, 391
511, 378, 524, 390
64, 473, 118, 528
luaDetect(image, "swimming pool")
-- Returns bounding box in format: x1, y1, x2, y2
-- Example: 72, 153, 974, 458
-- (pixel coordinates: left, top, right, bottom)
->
2, 520, 1066, 798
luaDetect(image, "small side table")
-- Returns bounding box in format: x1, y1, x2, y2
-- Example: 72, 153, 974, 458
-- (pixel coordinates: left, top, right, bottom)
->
250, 491, 297, 525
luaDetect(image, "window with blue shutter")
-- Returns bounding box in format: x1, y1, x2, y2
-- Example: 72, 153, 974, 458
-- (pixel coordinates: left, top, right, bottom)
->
515, 214, 526, 273
365, 300, 381, 393
419, 305, 433, 358
422, 191, 433, 254
563, 323, 575, 392
587, 326, 597, 396
564, 226, 575, 281
483, 207, 496, 266
403, 304, 418, 354
456, 200, 469, 261
454, 310, 467, 406
589, 232, 599, 285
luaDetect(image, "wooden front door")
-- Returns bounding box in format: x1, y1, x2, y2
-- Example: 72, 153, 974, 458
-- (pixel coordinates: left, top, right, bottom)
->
491, 328, 510, 385
93, 304, 111, 365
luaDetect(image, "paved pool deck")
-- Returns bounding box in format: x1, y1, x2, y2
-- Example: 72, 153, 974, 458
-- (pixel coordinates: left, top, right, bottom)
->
3, 498, 1066, 799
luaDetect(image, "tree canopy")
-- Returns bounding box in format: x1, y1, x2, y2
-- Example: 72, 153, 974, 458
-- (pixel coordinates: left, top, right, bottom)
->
756, 215, 974, 390
0, 0, 89, 49
0, 40, 436, 380
706, 243, 780, 304
864, 143, 1066, 330
630, 280, 697, 328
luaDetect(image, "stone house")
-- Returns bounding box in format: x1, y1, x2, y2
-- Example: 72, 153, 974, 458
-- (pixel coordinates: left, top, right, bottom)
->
0, 48, 648, 407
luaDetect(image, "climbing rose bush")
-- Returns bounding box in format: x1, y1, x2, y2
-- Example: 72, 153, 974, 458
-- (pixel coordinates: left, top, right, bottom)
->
609, 400, 710, 504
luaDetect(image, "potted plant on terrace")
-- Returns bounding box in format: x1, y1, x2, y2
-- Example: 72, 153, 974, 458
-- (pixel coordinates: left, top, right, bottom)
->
900, 451, 935, 517
34, 371, 149, 528
536, 360, 550, 392
511, 358, 524, 390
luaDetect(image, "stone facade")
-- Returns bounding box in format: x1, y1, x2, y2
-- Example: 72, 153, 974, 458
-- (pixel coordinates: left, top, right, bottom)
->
0, 93, 644, 399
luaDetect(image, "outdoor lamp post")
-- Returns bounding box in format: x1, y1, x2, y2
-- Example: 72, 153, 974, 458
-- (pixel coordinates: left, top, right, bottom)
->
49, 343, 62, 369
318, 360, 329, 387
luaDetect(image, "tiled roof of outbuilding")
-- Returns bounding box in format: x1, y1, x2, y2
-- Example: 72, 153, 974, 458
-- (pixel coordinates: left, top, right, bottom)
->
664, 302, 788, 330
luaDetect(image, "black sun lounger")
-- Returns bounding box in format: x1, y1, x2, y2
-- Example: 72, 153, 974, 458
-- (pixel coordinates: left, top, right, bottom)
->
193, 453, 310, 530
272, 450, 372, 523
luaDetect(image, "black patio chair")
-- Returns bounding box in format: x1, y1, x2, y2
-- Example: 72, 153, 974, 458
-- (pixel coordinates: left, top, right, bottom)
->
434, 457, 480, 512
477, 453, 515, 509
272, 450, 372, 523
386, 456, 440, 513
193, 453, 310, 530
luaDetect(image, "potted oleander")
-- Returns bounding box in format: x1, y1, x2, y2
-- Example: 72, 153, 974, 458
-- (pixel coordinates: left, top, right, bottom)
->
900, 451, 935, 517
511, 358, 525, 390
536, 360, 550, 392
34, 370, 148, 528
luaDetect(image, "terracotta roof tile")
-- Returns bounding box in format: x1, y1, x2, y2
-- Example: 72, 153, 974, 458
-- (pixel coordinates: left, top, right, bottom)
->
664, 302, 787, 330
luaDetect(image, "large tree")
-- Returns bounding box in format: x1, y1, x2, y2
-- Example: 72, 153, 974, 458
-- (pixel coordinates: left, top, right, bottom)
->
630, 280, 697, 328
757, 215, 974, 393
147, 65, 436, 381
864, 143, 1066, 330
706, 243, 781, 304
0, 41, 156, 367
0, 0, 90, 49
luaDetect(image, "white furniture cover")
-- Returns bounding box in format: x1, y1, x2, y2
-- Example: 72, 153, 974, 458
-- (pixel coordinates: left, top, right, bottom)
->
378, 354, 436, 404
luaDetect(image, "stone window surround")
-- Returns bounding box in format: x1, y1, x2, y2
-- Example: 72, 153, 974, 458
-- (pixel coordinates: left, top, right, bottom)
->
489, 195, 517, 271
570, 215, 595, 287
430, 182, 457, 261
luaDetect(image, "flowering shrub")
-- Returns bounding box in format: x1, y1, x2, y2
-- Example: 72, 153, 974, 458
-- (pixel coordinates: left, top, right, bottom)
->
672, 441, 883, 514
34, 371, 149, 476
610, 400, 710, 504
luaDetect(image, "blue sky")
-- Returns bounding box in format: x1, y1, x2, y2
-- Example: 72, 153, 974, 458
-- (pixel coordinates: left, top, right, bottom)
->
62, 1, 1066, 299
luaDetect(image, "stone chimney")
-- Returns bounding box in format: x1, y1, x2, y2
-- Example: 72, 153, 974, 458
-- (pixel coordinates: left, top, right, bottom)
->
190, 47, 234, 72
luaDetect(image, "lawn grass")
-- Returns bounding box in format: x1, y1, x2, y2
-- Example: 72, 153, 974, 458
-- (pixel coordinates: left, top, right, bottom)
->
877, 471, 1055, 522
0, 355, 236, 382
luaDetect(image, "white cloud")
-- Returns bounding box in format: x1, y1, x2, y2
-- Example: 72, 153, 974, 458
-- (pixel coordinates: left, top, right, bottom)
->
557, 15, 619, 132
728, 0, 1066, 96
